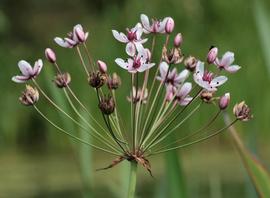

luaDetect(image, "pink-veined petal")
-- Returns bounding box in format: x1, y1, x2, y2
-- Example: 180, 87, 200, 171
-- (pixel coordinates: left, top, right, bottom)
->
18, 60, 33, 76
12, 75, 29, 83
140, 14, 151, 33
221, 51, 235, 66
178, 82, 192, 98
179, 96, 193, 106
137, 63, 155, 72
126, 42, 136, 56
33, 59, 43, 76
225, 65, 241, 73
112, 30, 128, 43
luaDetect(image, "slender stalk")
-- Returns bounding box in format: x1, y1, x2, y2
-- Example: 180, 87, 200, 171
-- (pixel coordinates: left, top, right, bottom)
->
127, 161, 138, 198
76, 46, 89, 76
33, 105, 120, 155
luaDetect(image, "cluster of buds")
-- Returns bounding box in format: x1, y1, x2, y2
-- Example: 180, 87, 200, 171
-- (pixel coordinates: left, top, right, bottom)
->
19, 85, 39, 106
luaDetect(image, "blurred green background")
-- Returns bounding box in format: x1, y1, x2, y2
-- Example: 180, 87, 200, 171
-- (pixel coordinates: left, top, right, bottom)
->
0, 0, 270, 197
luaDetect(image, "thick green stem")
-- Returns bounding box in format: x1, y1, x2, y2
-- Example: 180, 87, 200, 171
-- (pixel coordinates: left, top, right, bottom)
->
127, 161, 138, 198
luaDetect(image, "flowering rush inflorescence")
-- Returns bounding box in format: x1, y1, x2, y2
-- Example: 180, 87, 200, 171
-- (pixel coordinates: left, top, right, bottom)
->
12, 14, 252, 175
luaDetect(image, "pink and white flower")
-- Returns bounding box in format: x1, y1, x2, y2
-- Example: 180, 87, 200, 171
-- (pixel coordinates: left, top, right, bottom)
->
140, 14, 169, 34
157, 62, 189, 87
194, 61, 227, 91
112, 23, 147, 56
115, 47, 155, 73
54, 24, 89, 48
12, 59, 43, 83
215, 51, 241, 73
175, 82, 193, 106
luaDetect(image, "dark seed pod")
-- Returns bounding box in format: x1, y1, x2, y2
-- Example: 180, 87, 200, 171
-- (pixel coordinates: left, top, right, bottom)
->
184, 56, 197, 72
107, 73, 121, 90
54, 72, 71, 88
19, 85, 39, 106
200, 90, 214, 103
99, 95, 115, 115
233, 101, 252, 121
88, 71, 107, 88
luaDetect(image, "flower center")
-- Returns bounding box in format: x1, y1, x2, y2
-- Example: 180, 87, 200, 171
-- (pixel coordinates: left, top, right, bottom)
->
127, 31, 137, 41
202, 71, 213, 83
133, 57, 141, 69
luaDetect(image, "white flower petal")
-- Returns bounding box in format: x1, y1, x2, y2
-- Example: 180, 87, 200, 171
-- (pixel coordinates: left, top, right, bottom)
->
112, 30, 128, 43
54, 37, 71, 48
221, 51, 234, 66
12, 75, 29, 83
115, 58, 129, 70
140, 14, 151, 32
175, 69, 189, 83
178, 82, 192, 98
137, 63, 155, 72
18, 60, 33, 76
225, 65, 241, 73
210, 76, 228, 87
179, 97, 193, 106
159, 62, 169, 79
33, 59, 43, 76
157, 17, 169, 33
126, 42, 136, 56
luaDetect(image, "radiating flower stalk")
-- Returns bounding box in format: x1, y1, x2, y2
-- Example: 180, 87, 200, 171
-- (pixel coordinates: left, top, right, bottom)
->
12, 15, 252, 198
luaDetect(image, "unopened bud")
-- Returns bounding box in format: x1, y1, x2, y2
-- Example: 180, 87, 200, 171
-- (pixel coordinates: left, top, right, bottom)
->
97, 60, 107, 74
165, 17, 174, 34
19, 85, 39, 106
184, 56, 197, 72
88, 72, 106, 88
207, 46, 218, 64
75, 26, 86, 42
107, 73, 121, 90
219, 93, 230, 110
99, 95, 115, 115
233, 101, 253, 121
174, 33, 183, 47
54, 72, 71, 88
45, 48, 56, 63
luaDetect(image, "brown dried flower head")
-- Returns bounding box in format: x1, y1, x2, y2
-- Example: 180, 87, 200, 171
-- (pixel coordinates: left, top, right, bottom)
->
107, 73, 121, 90
99, 95, 115, 115
233, 101, 252, 121
19, 85, 39, 106
88, 71, 107, 88
184, 56, 197, 72
54, 72, 71, 88
162, 46, 183, 65
200, 90, 215, 103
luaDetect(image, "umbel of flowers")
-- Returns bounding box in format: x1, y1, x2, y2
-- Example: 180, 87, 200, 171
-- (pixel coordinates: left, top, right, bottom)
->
12, 14, 252, 197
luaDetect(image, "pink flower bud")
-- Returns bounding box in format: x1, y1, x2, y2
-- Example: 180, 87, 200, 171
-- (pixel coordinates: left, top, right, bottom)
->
97, 60, 107, 73
75, 26, 86, 42
219, 93, 230, 110
165, 17, 174, 34
174, 33, 183, 47
45, 48, 56, 63
207, 46, 218, 64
